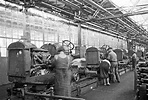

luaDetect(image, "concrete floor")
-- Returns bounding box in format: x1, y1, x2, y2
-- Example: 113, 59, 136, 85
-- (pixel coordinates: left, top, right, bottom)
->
81, 71, 135, 100
0, 83, 12, 100
0, 71, 135, 100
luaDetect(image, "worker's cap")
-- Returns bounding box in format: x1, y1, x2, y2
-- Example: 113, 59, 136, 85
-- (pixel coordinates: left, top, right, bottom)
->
57, 46, 65, 52
107, 47, 113, 51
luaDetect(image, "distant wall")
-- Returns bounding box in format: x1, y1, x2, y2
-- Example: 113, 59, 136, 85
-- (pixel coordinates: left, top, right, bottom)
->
0, 5, 127, 85
0, 57, 9, 85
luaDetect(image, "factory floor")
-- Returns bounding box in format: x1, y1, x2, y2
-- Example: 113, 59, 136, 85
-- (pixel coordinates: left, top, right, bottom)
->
0, 83, 12, 100
0, 71, 135, 100
81, 71, 135, 100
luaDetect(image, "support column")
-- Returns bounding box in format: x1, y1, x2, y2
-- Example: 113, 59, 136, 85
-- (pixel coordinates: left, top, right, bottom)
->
22, 9, 31, 42
127, 39, 134, 57
78, 23, 81, 47
75, 23, 82, 57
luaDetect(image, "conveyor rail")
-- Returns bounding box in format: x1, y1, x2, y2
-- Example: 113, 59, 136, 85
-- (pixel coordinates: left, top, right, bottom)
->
25, 92, 85, 100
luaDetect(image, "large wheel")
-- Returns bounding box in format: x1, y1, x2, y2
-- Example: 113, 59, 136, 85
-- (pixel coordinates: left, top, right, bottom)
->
62, 40, 74, 51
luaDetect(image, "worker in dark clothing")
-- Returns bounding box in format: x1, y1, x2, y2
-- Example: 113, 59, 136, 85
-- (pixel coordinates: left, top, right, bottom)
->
132, 51, 138, 91
53, 46, 72, 96
100, 59, 111, 86
132, 51, 138, 70
107, 47, 120, 83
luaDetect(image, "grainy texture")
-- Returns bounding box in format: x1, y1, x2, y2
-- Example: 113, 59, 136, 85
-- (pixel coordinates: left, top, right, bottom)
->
82, 71, 135, 100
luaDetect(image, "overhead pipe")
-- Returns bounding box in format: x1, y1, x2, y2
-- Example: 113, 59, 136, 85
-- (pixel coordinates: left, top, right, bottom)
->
59, 0, 119, 33
74, 0, 95, 13
127, 17, 147, 32
74, 16, 120, 37
96, 2, 141, 35
125, 18, 142, 32
85, 0, 147, 41
39, 1, 75, 16
84, 0, 138, 33
32, 0, 121, 38
59, 0, 92, 14
1, 0, 129, 38
2, 0, 128, 38
84, 0, 140, 34
32, 0, 107, 33
86, 10, 148, 22
60, 0, 81, 9
73, 0, 127, 32
73, 0, 130, 33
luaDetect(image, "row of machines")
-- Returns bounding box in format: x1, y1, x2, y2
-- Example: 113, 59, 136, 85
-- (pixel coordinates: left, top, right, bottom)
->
6, 40, 98, 100
7, 41, 58, 100
135, 61, 148, 100
113, 48, 130, 72
6, 40, 134, 100
113, 48, 145, 73
100, 44, 131, 72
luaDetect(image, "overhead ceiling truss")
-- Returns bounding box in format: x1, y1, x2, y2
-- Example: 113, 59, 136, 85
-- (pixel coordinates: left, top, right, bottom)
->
3, 0, 148, 45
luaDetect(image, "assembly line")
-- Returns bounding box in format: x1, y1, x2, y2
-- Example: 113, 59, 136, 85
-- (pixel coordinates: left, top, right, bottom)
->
0, 0, 148, 100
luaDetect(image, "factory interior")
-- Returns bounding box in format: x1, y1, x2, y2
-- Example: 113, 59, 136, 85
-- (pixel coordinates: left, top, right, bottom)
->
0, 0, 148, 100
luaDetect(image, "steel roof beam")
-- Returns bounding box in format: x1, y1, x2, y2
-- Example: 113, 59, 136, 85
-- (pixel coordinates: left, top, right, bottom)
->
72, 0, 127, 33
39, 1, 75, 16
88, 10, 148, 21
59, 0, 92, 14
84, 0, 140, 34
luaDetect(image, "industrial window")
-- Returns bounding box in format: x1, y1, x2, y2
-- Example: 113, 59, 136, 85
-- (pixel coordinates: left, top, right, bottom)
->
69, 25, 78, 45
7, 39, 13, 47
0, 5, 128, 57
0, 25, 5, 37
30, 30, 43, 41
0, 38, 6, 48
0, 7, 24, 57
31, 41, 43, 48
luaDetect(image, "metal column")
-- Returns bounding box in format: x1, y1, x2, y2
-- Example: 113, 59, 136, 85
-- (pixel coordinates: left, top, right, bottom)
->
78, 23, 82, 57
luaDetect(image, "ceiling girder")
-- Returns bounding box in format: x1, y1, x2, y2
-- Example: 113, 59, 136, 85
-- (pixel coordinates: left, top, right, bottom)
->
83, 0, 140, 35
2, 0, 148, 44
86, 10, 148, 22
66, 0, 129, 34
38, 1, 74, 15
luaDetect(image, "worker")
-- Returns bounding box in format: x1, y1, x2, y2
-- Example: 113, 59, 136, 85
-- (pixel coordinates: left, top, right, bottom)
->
53, 46, 72, 97
107, 47, 120, 83
131, 51, 138, 70
100, 58, 111, 86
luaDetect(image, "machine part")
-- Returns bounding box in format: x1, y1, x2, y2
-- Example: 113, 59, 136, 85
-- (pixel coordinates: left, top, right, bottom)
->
41, 43, 57, 56
62, 40, 75, 51
6, 87, 25, 100
76, 86, 81, 97
25, 91, 85, 100
7, 88, 12, 97
86, 47, 100, 65
73, 73, 80, 82
7, 41, 56, 100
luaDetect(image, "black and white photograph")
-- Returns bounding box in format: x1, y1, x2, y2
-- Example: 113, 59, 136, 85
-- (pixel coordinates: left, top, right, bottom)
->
0, 0, 148, 100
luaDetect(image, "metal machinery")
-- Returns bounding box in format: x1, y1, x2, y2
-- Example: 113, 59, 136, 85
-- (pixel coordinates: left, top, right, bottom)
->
71, 47, 100, 78
128, 50, 135, 57
67, 47, 99, 96
135, 61, 148, 100
6, 40, 98, 100
114, 48, 131, 74
99, 44, 110, 58
122, 49, 129, 59
137, 50, 144, 59
7, 41, 56, 100
86, 47, 100, 72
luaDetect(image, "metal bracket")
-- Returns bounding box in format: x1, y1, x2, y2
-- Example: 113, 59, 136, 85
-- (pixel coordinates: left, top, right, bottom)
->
92, 9, 100, 18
